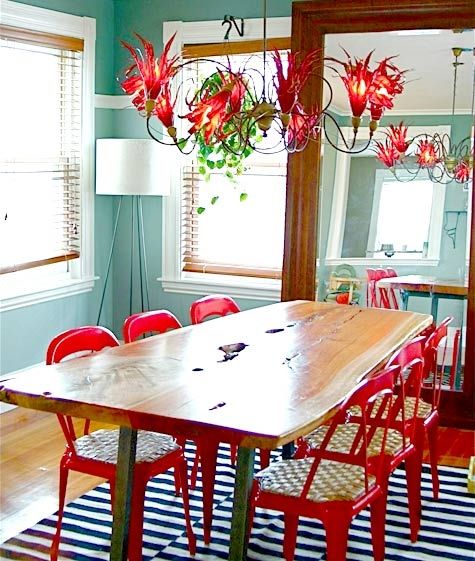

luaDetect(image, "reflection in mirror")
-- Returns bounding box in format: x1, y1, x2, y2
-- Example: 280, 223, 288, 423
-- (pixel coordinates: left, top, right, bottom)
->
319, 28, 474, 392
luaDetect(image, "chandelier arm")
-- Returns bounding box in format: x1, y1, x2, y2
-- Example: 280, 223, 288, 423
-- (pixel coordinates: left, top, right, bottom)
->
321, 113, 371, 154
145, 117, 195, 154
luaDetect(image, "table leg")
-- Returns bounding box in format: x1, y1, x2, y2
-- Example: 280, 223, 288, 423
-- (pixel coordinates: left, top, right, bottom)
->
229, 446, 255, 561
430, 294, 439, 323
198, 438, 219, 544
110, 427, 137, 561
401, 290, 409, 311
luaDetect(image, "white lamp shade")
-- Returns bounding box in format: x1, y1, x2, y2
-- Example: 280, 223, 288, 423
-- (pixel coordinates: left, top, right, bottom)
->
95, 138, 171, 196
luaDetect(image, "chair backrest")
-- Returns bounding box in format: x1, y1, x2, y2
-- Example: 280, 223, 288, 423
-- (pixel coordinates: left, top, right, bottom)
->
423, 317, 453, 407
123, 309, 182, 343
190, 294, 240, 324
299, 366, 397, 500
385, 267, 400, 309
366, 268, 378, 307
46, 326, 120, 365
375, 268, 391, 309
46, 326, 120, 449
386, 336, 425, 441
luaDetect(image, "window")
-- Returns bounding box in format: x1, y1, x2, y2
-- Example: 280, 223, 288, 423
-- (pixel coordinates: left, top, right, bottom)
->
162, 17, 291, 300
0, 2, 95, 311
366, 171, 443, 259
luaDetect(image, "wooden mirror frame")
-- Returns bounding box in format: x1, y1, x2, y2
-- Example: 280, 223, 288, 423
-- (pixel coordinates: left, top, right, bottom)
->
283, 0, 475, 427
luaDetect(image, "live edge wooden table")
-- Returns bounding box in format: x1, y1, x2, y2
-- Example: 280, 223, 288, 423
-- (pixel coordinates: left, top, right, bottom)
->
0, 301, 431, 561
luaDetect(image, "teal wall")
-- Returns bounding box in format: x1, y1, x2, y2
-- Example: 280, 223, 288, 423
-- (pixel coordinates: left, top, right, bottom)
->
1, 0, 116, 375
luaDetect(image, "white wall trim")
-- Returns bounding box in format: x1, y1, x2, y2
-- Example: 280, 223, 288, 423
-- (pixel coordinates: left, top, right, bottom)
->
95, 94, 131, 109
325, 257, 440, 267
0, 277, 97, 312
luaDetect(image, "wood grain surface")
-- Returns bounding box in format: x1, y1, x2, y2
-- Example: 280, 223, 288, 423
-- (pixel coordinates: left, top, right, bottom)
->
0, 301, 431, 449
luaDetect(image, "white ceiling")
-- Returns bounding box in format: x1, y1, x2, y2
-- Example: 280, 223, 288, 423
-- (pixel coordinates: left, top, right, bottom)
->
323, 28, 474, 116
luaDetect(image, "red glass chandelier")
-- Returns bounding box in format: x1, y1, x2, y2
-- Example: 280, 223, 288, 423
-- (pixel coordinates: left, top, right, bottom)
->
119, 6, 472, 187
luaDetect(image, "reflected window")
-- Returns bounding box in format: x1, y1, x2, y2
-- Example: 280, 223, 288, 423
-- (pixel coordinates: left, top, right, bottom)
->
365, 171, 442, 258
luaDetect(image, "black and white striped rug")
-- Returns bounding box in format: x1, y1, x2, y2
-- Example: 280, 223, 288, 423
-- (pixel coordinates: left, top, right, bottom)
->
1, 444, 473, 561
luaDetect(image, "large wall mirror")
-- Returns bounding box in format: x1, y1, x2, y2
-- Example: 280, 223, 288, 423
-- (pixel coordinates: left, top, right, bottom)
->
285, 0, 474, 426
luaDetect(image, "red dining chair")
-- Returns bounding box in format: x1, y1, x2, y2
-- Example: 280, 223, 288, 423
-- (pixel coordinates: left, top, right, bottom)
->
366, 268, 379, 307
375, 268, 392, 309
296, 337, 425, 543
46, 326, 196, 561
123, 309, 182, 343
385, 267, 400, 309
250, 367, 396, 561
411, 317, 453, 499
190, 293, 240, 324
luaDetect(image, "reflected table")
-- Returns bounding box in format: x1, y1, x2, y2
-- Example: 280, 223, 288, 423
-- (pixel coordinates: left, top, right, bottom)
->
377, 274, 468, 320
0, 300, 431, 561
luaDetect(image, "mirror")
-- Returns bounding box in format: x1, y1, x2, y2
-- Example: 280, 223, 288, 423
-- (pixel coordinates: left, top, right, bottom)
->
285, 1, 475, 425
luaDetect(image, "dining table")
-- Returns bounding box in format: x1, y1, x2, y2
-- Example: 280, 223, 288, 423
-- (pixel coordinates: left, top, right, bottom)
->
377, 274, 468, 320
0, 300, 432, 561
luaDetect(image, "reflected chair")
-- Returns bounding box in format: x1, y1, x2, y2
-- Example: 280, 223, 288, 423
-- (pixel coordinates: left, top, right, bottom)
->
296, 337, 425, 543
250, 367, 396, 561
46, 326, 195, 561
123, 309, 182, 343
190, 294, 240, 324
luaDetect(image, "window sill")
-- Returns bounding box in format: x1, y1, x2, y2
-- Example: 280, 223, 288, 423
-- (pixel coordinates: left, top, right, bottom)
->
160, 273, 282, 302
325, 257, 440, 267
0, 276, 97, 312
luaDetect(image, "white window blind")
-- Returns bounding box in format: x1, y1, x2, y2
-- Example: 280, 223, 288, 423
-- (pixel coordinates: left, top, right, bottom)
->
0, 26, 83, 274
180, 43, 289, 280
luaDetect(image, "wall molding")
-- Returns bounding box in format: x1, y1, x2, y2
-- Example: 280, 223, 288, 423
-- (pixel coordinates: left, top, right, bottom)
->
95, 94, 131, 109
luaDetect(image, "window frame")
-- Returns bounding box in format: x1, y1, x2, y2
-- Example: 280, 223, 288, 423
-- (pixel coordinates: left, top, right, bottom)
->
0, 1, 96, 312
161, 17, 291, 302
325, 125, 450, 267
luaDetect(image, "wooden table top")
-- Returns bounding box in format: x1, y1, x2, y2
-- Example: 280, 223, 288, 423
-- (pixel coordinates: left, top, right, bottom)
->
0, 301, 431, 449
377, 275, 468, 297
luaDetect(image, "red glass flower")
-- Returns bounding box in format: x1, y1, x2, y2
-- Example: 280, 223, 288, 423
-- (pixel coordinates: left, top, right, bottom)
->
374, 139, 400, 168
327, 50, 374, 118
416, 138, 440, 168
272, 49, 320, 116
454, 159, 471, 183
369, 58, 405, 121
387, 122, 410, 154
285, 103, 321, 150
121, 33, 179, 121
185, 71, 246, 143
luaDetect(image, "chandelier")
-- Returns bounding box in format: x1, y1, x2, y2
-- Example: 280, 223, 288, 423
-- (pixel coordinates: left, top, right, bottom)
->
119, 5, 472, 188
372, 47, 473, 186
119, 2, 407, 176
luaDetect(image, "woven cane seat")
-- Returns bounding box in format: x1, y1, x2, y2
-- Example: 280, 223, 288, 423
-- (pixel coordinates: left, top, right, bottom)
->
403, 396, 432, 419
304, 423, 408, 456
255, 458, 375, 503
74, 429, 179, 464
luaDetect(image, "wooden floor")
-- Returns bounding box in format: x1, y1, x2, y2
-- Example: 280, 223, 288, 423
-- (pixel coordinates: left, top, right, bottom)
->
1, 406, 474, 544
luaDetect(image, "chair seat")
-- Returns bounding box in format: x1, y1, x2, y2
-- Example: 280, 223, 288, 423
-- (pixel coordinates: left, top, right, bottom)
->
404, 396, 432, 419
255, 457, 375, 503
74, 429, 179, 464
304, 423, 408, 457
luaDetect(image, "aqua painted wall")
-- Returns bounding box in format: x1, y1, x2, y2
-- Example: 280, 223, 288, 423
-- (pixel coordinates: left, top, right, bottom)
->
1, 0, 116, 375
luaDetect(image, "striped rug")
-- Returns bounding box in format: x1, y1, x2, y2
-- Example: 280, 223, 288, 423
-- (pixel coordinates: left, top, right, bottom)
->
1, 444, 473, 561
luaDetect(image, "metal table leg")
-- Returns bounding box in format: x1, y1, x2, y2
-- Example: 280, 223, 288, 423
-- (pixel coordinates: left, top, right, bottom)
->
110, 427, 137, 561
229, 446, 255, 561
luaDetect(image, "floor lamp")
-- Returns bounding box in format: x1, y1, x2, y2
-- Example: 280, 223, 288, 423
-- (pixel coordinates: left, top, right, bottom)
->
95, 138, 170, 325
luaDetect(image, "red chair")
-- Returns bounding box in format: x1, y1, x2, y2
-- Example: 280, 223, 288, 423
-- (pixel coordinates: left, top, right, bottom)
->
250, 367, 396, 561
46, 326, 195, 561
412, 317, 453, 499
385, 267, 400, 309
123, 309, 182, 343
375, 268, 392, 309
366, 268, 378, 307
296, 337, 425, 543
190, 294, 240, 324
